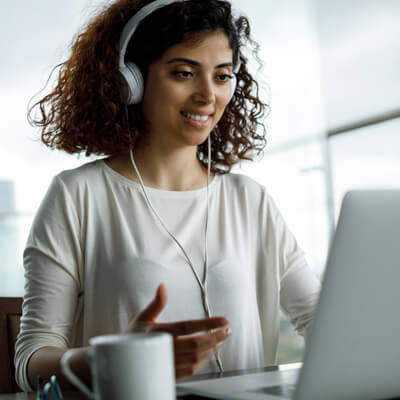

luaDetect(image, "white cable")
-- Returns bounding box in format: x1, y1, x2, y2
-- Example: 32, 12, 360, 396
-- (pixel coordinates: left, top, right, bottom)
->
203, 135, 211, 286
129, 135, 223, 373
206, 135, 224, 373
129, 151, 205, 292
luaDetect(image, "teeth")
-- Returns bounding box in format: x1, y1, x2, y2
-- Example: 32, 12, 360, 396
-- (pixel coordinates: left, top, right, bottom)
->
182, 112, 209, 122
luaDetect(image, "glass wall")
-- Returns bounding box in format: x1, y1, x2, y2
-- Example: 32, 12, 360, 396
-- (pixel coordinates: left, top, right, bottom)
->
330, 118, 400, 214
0, 1, 99, 296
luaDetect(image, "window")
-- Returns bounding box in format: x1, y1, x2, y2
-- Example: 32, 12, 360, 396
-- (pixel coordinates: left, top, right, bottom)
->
330, 118, 400, 214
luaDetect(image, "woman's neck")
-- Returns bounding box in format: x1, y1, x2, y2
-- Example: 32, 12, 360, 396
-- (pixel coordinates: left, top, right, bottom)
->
105, 143, 211, 191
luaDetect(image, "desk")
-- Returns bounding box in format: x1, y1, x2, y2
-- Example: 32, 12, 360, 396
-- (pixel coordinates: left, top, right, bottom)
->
0, 392, 210, 399
3, 364, 398, 400
0, 366, 280, 400
0, 394, 212, 400
0, 391, 218, 400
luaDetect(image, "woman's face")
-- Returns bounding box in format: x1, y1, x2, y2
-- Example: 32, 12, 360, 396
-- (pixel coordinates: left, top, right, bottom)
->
141, 30, 234, 150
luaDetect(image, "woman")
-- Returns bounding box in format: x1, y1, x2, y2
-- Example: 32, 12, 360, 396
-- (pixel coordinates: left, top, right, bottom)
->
15, 0, 321, 392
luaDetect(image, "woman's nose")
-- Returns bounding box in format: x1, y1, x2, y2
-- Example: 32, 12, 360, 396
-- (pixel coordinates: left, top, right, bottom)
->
193, 77, 216, 104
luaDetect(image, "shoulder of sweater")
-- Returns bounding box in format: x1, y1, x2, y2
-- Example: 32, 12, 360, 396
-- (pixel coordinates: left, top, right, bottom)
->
221, 173, 282, 220
222, 172, 269, 197
55, 159, 104, 188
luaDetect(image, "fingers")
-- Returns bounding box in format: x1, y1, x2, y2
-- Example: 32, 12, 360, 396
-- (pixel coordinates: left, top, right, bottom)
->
129, 284, 231, 380
175, 360, 211, 379
173, 326, 232, 379
135, 283, 168, 323
175, 358, 208, 380
175, 342, 223, 367
174, 326, 231, 354
153, 316, 229, 336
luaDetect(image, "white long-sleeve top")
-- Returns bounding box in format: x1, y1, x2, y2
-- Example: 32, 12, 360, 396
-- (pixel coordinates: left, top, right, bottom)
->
15, 160, 320, 391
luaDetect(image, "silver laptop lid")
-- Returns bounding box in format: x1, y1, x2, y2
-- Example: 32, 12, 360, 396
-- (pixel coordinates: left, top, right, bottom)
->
295, 190, 400, 400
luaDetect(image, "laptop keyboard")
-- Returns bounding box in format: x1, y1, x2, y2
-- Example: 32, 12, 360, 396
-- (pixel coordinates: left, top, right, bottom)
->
253, 383, 296, 398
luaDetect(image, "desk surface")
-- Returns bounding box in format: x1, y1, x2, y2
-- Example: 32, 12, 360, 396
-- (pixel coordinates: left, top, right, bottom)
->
0, 391, 211, 399
3, 363, 399, 400
3, 364, 399, 400
0, 393, 212, 400
0, 365, 286, 400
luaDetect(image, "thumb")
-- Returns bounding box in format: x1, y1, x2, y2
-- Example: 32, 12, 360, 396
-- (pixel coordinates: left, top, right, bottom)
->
136, 283, 168, 323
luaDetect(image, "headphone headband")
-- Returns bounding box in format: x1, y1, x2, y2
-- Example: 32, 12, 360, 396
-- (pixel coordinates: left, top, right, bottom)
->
119, 0, 188, 69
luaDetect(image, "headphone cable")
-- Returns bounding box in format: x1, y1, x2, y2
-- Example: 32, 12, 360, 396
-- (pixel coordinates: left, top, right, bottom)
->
128, 130, 224, 373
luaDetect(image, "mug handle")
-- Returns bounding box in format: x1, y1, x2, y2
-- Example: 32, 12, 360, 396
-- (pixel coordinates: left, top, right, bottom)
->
61, 348, 95, 399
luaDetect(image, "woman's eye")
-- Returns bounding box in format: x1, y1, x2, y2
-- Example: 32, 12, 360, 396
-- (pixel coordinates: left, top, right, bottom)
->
217, 74, 233, 82
173, 71, 193, 79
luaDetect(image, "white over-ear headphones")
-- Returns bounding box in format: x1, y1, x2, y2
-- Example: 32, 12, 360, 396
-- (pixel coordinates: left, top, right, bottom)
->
118, 0, 240, 104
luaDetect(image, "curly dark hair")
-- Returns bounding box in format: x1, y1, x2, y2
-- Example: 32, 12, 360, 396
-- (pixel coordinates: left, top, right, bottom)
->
29, 0, 269, 173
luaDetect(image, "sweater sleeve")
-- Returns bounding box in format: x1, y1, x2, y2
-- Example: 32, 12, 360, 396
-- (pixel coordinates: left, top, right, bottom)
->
266, 193, 321, 336
14, 176, 83, 392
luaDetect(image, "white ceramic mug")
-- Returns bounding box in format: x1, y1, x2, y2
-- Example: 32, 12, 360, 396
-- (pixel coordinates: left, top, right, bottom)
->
61, 333, 176, 400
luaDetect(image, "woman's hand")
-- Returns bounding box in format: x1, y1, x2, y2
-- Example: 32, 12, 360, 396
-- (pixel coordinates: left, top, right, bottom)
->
124, 283, 231, 379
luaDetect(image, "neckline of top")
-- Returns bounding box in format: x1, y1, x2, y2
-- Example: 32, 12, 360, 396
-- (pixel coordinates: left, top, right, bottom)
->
99, 159, 221, 198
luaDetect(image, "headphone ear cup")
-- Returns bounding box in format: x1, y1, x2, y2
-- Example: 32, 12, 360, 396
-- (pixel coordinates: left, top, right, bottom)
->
119, 62, 144, 104
229, 73, 237, 102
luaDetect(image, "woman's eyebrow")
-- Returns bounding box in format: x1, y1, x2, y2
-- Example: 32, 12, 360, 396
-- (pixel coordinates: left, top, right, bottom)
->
166, 57, 233, 69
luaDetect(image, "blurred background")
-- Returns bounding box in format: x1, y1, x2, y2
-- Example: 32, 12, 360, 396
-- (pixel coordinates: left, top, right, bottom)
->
1, 0, 399, 364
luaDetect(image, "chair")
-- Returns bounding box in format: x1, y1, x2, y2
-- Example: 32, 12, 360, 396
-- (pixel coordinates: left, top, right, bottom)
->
0, 297, 23, 393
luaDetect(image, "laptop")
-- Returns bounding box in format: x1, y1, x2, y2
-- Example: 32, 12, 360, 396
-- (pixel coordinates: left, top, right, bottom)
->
177, 190, 400, 400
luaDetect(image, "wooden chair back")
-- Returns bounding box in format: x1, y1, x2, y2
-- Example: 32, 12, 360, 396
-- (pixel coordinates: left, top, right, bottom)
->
0, 297, 23, 393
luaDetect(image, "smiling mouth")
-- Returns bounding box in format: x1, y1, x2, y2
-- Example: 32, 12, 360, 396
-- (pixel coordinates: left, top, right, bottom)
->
181, 111, 211, 122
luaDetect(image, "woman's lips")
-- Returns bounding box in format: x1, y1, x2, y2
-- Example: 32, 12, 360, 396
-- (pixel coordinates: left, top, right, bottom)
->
181, 111, 212, 128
